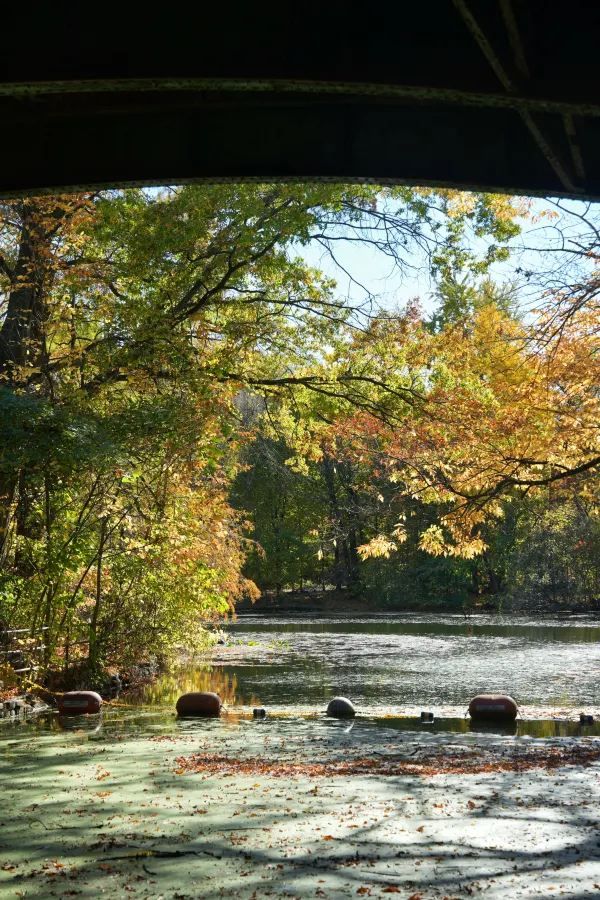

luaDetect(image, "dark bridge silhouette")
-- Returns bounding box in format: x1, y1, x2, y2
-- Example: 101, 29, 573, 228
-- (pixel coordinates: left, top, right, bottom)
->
1, 1, 598, 198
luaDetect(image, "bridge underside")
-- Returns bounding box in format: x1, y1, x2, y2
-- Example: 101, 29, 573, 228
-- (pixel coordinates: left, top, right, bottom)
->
1, 1, 599, 199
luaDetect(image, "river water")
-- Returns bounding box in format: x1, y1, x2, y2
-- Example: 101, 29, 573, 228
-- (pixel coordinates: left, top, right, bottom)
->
1, 615, 599, 898
2, 614, 600, 741
135, 613, 600, 735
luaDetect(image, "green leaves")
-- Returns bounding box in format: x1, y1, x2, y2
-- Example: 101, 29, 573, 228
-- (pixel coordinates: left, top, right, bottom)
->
0, 182, 529, 668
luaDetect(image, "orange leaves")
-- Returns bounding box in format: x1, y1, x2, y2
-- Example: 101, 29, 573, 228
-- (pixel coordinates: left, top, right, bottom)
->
329, 299, 600, 558
174, 745, 600, 779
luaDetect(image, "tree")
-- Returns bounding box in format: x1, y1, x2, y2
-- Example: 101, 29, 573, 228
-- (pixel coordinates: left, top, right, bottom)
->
326, 298, 599, 560
0, 184, 523, 673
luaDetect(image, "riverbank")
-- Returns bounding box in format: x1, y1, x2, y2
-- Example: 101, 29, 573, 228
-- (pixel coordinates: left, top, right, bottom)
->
237, 588, 599, 616
0, 659, 162, 730
1, 711, 599, 898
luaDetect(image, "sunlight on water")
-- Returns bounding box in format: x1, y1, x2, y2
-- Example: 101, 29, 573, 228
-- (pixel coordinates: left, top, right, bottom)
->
134, 613, 600, 719
2, 614, 598, 747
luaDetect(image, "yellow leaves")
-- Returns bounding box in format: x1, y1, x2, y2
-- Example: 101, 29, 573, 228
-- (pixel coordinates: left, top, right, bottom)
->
368, 304, 599, 557
452, 537, 487, 559
418, 522, 487, 559
484, 192, 531, 223
357, 535, 397, 560
487, 502, 505, 520
445, 193, 477, 218
422, 188, 527, 228
391, 523, 408, 543
418, 525, 446, 557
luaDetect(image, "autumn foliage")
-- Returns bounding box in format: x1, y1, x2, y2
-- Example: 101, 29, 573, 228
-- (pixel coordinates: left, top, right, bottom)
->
0, 185, 597, 678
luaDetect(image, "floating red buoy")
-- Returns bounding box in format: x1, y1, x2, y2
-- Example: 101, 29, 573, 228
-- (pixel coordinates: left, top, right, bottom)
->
468, 694, 518, 720
58, 690, 103, 715
176, 691, 222, 717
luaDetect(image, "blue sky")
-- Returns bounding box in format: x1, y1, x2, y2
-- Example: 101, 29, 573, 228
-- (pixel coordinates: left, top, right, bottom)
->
144, 185, 598, 318
300, 196, 598, 318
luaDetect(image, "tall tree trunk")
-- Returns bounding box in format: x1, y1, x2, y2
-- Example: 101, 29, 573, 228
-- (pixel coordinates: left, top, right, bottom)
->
322, 454, 344, 589
88, 518, 108, 672
0, 202, 59, 563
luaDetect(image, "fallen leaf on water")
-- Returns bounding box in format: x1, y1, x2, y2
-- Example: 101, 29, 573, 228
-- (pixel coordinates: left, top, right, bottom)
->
174, 746, 600, 779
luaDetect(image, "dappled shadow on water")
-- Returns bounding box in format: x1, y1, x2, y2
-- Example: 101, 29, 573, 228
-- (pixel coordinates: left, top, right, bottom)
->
1, 712, 599, 897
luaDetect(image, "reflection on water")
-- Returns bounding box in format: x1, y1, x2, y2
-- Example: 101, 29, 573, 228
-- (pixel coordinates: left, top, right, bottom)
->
129, 613, 600, 719
376, 715, 600, 738
133, 664, 262, 710
4, 708, 600, 746
56, 714, 103, 735
2, 614, 597, 745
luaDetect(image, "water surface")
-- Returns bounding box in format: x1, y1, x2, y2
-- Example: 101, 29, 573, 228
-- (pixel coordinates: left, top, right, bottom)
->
1, 614, 598, 746
145, 613, 600, 718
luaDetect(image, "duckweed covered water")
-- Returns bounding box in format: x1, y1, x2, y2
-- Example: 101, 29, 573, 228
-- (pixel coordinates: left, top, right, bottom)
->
1, 615, 599, 898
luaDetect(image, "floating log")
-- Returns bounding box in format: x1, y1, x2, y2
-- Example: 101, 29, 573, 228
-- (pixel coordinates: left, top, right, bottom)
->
326, 696, 356, 718
58, 690, 103, 715
176, 691, 222, 717
468, 694, 518, 720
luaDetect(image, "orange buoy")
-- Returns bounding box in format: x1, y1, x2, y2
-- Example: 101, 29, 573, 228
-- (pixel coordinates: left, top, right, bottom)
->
58, 690, 103, 715
176, 691, 222, 717
468, 694, 518, 720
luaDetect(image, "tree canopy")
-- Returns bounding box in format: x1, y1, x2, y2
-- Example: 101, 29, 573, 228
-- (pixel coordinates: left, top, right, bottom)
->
0, 184, 597, 679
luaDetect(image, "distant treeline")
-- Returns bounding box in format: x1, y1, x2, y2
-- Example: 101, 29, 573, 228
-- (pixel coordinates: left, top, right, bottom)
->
233, 434, 600, 614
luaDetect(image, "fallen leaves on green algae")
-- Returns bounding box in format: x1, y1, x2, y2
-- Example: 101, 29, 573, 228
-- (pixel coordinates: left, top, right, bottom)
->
175, 744, 600, 778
